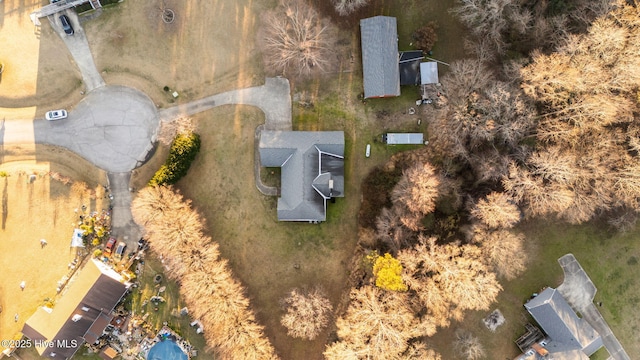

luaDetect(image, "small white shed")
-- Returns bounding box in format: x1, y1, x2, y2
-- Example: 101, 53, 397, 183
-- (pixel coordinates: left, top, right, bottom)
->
71, 228, 85, 247
420, 62, 439, 85
383, 133, 424, 145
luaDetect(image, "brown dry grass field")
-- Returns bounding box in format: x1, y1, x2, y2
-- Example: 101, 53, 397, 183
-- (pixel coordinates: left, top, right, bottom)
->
0, 153, 107, 350
84, 0, 268, 108
0, 0, 83, 118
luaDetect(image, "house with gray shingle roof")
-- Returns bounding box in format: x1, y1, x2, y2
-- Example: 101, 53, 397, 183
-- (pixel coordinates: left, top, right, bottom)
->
22, 259, 130, 359
259, 131, 345, 222
360, 16, 400, 99
517, 287, 603, 359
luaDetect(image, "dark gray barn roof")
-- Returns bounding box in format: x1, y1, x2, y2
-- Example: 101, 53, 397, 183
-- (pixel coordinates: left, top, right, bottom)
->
525, 287, 602, 358
360, 16, 400, 98
22, 259, 129, 359
259, 131, 345, 222
399, 51, 423, 86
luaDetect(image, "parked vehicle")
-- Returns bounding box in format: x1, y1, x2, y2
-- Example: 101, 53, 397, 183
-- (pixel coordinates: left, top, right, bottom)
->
59, 15, 74, 35
104, 237, 117, 255
114, 242, 127, 260
137, 238, 148, 251
45, 109, 67, 121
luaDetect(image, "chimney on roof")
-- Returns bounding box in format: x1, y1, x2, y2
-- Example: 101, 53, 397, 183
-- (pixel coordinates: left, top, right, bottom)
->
329, 179, 334, 198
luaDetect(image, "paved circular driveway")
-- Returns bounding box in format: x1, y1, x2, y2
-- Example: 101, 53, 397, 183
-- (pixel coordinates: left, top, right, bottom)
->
35, 85, 159, 172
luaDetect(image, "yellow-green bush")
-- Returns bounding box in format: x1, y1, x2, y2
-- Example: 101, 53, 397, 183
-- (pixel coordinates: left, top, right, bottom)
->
373, 253, 407, 292
149, 132, 201, 186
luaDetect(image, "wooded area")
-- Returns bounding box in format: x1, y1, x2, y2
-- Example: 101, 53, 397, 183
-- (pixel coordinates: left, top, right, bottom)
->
330, 0, 640, 357
129, 0, 640, 357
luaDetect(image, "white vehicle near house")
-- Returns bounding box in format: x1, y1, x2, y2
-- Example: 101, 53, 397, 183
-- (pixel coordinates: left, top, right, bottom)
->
45, 109, 68, 121
365, 144, 371, 157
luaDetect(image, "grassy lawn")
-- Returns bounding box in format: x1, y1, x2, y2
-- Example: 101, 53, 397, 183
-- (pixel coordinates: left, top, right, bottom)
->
426, 219, 640, 359
173, 105, 357, 359
124, 257, 208, 354
0, 156, 107, 354
84, 0, 267, 108
168, 78, 450, 359
0, 0, 83, 115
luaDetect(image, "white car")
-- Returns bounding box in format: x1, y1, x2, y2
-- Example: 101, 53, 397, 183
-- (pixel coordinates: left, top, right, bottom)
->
45, 109, 67, 121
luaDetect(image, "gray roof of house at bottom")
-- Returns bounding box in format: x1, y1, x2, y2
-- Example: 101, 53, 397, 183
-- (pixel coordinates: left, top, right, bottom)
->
259, 131, 344, 222
524, 287, 603, 359
360, 16, 400, 99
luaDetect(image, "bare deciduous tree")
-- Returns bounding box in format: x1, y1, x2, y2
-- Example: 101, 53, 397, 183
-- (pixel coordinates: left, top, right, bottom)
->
261, 0, 335, 76
331, 0, 370, 16
391, 162, 440, 216
470, 192, 521, 229
157, 116, 195, 146
280, 287, 333, 340
502, 162, 574, 219
375, 206, 414, 251
325, 286, 420, 360
453, 329, 486, 360
471, 226, 526, 280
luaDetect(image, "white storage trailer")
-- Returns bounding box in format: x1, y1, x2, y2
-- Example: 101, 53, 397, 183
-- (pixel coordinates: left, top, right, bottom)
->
383, 133, 424, 145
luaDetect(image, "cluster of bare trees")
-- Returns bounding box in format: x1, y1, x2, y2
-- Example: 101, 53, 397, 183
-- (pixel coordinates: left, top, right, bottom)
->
131, 186, 278, 359
468, 192, 526, 279
505, 1, 640, 225
280, 287, 332, 340
328, 158, 504, 357
429, 58, 535, 187
326, 234, 503, 357
324, 285, 440, 359
399, 236, 502, 326
332, 2, 640, 358
260, 0, 336, 77
451, 0, 615, 56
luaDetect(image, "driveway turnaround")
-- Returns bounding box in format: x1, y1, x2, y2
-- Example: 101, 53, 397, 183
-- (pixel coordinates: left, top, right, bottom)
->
158, 77, 292, 131
30, 85, 158, 172
557, 254, 631, 360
